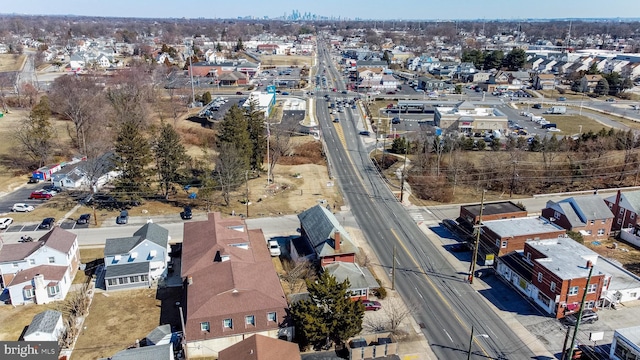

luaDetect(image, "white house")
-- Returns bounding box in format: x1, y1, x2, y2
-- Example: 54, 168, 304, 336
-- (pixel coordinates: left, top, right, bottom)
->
23, 310, 65, 342
103, 223, 170, 291
0, 227, 80, 306
96, 54, 111, 68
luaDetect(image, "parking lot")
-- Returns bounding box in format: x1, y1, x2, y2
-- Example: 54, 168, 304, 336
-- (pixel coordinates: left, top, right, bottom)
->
3, 218, 89, 234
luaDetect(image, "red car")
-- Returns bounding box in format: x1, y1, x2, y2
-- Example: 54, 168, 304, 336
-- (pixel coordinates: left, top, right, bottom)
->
29, 191, 52, 200
362, 300, 382, 311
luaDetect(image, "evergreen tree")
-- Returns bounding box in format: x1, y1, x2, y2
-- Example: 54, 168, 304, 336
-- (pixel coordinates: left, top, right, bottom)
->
113, 119, 152, 203
152, 122, 189, 199
461, 49, 485, 70
246, 106, 266, 171
236, 37, 244, 51
503, 48, 526, 70
290, 272, 364, 349
483, 50, 504, 70
216, 104, 251, 169
594, 78, 609, 96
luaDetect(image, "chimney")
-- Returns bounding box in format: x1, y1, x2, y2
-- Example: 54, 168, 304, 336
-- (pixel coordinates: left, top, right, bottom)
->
187, 276, 193, 285
334, 231, 341, 251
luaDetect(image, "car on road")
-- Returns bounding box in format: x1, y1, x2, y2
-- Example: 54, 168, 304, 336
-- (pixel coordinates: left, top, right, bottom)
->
282, 91, 290, 95
29, 191, 52, 200
606, 98, 616, 102
76, 214, 91, 225
12, 203, 34, 212
116, 210, 129, 225
39, 217, 55, 230
268, 240, 281, 257
341, 90, 348, 94
391, 117, 401, 124
180, 206, 193, 220
28, 177, 40, 184
558, 97, 567, 101
333, 118, 340, 123
359, 131, 371, 136
0, 217, 13, 230
362, 300, 382, 311
561, 309, 598, 326
235, 91, 243, 95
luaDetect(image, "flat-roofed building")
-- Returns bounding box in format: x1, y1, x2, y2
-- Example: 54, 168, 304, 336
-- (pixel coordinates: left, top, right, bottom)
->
434, 100, 508, 134
479, 216, 566, 259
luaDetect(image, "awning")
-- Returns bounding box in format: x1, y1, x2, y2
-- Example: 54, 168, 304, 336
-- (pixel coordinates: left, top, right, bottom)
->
566, 303, 579, 311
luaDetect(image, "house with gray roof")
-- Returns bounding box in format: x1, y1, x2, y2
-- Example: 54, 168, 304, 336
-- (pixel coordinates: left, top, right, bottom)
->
103, 222, 170, 291
542, 195, 614, 240
294, 205, 358, 267
323, 262, 379, 301
100, 343, 174, 360
605, 190, 640, 231
23, 310, 65, 342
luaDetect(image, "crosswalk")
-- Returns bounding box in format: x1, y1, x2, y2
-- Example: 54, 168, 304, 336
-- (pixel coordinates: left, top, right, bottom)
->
409, 209, 425, 223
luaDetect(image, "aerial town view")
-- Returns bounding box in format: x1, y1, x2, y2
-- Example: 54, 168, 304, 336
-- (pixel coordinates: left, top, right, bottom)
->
1, 0, 640, 359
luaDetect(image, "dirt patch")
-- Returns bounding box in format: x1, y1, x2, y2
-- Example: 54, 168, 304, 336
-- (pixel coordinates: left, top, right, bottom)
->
584, 237, 640, 274
72, 288, 163, 360
260, 55, 313, 66
0, 54, 26, 73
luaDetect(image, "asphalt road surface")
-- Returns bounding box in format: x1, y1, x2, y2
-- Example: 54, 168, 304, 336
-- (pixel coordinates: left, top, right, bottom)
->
316, 41, 537, 359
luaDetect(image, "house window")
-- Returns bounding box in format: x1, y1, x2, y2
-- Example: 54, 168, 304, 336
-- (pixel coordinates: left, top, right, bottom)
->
585, 230, 592, 235
48, 284, 60, 296
619, 208, 624, 215
597, 229, 605, 235
495, 239, 500, 248
48, 257, 55, 264
118, 277, 129, 285
587, 284, 597, 293
536, 292, 551, 307
550, 282, 556, 292
29, 259, 35, 265
141, 275, 148, 282
130, 276, 138, 283
245, 315, 255, 326
200, 322, 210, 332
617, 219, 622, 225
608, 203, 613, 209
107, 279, 117, 286
554, 211, 561, 219
526, 252, 531, 262
601, 219, 606, 224
501, 241, 507, 249
23, 288, 34, 298
537, 272, 543, 283
569, 286, 579, 296
223, 318, 233, 329
268, 312, 277, 322
12, 262, 18, 268
632, 213, 636, 219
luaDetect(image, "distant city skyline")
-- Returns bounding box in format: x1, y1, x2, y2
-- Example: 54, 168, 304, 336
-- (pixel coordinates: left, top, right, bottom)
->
2, 0, 639, 20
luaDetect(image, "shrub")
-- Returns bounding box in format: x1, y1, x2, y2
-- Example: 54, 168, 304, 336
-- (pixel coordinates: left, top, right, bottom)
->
373, 278, 387, 299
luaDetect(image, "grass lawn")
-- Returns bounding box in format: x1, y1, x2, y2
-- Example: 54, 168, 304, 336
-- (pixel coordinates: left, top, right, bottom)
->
544, 114, 612, 135
72, 288, 178, 360
260, 55, 313, 66
0, 302, 60, 341
0, 54, 26, 72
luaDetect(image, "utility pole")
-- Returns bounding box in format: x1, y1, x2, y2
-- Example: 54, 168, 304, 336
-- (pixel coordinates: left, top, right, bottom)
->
566, 261, 595, 360
400, 145, 408, 203
266, 121, 270, 185
509, 161, 517, 198
560, 325, 572, 360
467, 325, 474, 360
469, 190, 486, 284
392, 245, 396, 290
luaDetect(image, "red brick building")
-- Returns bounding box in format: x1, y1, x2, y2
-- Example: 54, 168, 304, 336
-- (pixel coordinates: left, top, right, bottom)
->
479, 216, 566, 259
497, 239, 607, 318
458, 201, 527, 231
604, 190, 640, 231
541, 195, 614, 240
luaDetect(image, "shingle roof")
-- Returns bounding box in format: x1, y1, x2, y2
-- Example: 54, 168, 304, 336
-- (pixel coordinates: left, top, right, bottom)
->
108, 343, 173, 360
0, 242, 42, 263
297, 205, 358, 256
105, 223, 169, 256
218, 334, 301, 360
8, 265, 68, 286
145, 324, 172, 345
569, 196, 614, 220
323, 262, 379, 289
104, 262, 149, 278
24, 310, 62, 338
39, 227, 77, 254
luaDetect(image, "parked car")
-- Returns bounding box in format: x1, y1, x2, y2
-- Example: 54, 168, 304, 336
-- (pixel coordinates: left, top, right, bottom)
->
557, 97, 567, 101
28, 177, 40, 184
359, 131, 371, 136
180, 206, 193, 220
76, 214, 91, 225
39, 217, 55, 230
562, 309, 598, 326
442, 219, 458, 231
0, 217, 13, 230
391, 117, 401, 124
43, 184, 62, 193
12, 203, 34, 212
268, 240, 281, 257
235, 91, 243, 95
281, 91, 290, 95
116, 210, 129, 225
29, 191, 52, 200
362, 300, 382, 311
606, 98, 616, 102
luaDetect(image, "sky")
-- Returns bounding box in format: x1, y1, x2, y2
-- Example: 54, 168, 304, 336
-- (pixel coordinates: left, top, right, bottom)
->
2, 0, 639, 20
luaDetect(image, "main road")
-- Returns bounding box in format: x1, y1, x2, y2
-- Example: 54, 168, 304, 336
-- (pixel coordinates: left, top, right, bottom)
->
315, 40, 538, 359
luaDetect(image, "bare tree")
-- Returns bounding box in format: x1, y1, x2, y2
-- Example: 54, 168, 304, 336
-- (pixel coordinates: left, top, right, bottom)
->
362, 297, 417, 335
214, 142, 247, 207
268, 124, 294, 178
280, 258, 317, 294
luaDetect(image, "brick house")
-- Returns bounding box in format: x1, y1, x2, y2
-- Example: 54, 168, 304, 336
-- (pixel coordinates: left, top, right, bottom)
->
479, 217, 566, 260
293, 205, 358, 266
218, 334, 301, 360
496, 239, 607, 318
605, 190, 640, 231
181, 213, 293, 358
541, 195, 614, 240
